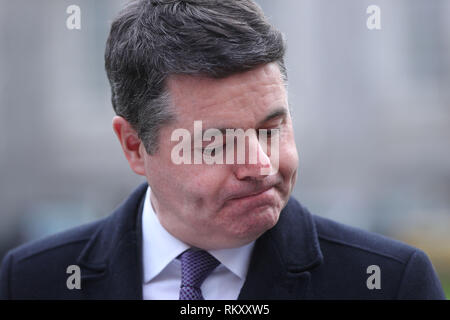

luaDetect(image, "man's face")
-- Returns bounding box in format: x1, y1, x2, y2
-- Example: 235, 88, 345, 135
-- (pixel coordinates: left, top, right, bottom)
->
143, 62, 299, 249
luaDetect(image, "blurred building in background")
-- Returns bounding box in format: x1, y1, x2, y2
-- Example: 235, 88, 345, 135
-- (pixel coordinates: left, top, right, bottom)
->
1, 0, 449, 293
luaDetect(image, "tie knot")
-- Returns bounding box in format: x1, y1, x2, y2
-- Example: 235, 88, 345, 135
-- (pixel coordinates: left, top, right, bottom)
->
179, 248, 220, 298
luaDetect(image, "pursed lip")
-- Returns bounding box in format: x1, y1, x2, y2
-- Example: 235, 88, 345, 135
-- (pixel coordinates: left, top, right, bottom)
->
228, 185, 275, 201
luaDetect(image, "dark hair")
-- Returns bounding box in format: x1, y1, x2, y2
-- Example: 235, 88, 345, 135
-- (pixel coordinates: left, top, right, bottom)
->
105, 0, 287, 154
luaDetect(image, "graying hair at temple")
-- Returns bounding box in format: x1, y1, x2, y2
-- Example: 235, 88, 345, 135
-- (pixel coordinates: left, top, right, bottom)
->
104, 0, 287, 155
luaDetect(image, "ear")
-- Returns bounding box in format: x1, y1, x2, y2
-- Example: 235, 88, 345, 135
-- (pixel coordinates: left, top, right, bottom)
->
112, 116, 146, 176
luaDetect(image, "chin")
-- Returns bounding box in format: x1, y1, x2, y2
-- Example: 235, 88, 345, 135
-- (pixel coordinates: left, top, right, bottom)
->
227, 206, 280, 243
206, 217, 278, 250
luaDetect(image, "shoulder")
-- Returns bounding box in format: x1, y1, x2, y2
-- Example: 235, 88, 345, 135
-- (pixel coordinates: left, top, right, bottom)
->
0, 218, 105, 299
284, 197, 445, 299
283, 197, 418, 264
0, 183, 147, 299
313, 213, 416, 264
278, 197, 445, 299
5, 218, 104, 264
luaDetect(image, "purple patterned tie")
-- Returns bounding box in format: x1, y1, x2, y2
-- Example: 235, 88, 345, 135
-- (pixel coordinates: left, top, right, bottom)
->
179, 248, 220, 300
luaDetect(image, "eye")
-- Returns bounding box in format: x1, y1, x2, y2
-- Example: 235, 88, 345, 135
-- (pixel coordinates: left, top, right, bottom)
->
260, 127, 280, 138
270, 128, 280, 135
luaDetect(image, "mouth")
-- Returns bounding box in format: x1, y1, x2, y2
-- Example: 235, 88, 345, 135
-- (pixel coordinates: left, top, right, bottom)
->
226, 186, 277, 211
229, 186, 274, 201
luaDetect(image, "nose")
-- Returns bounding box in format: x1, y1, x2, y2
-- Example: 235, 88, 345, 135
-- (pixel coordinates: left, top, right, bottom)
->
233, 131, 274, 181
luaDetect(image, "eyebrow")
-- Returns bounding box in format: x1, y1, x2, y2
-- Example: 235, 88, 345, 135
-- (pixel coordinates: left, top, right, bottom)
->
199, 107, 288, 137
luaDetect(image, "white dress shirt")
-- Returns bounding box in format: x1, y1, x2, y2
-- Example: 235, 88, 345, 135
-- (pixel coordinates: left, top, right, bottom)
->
142, 187, 255, 300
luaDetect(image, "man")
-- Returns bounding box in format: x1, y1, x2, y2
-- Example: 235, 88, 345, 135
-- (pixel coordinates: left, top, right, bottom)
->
0, 0, 445, 299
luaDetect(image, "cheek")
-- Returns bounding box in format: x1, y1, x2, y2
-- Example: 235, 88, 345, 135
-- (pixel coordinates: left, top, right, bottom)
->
279, 138, 299, 175
277, 139, 299, 198
188, 167, 229, 204
168, 164, 230, 211
146, 145, 230, 205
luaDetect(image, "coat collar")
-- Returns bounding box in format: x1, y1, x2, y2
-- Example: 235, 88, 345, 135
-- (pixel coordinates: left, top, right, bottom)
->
75, 183, 323, 299
75, 182, 147, 299
238, 196, 323, 299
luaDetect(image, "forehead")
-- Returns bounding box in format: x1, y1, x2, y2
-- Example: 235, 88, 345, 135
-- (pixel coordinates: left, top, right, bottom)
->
165, 63, 287, 126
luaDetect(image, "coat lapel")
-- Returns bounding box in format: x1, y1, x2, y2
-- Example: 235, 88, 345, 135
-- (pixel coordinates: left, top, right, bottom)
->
75, 183, 148, 299
238, 197, 323, 300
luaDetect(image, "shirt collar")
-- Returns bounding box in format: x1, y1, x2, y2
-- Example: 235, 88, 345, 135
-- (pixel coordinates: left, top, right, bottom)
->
142, 186, 255, 283
142, 187, 190, 283
209, 242, 254, 280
